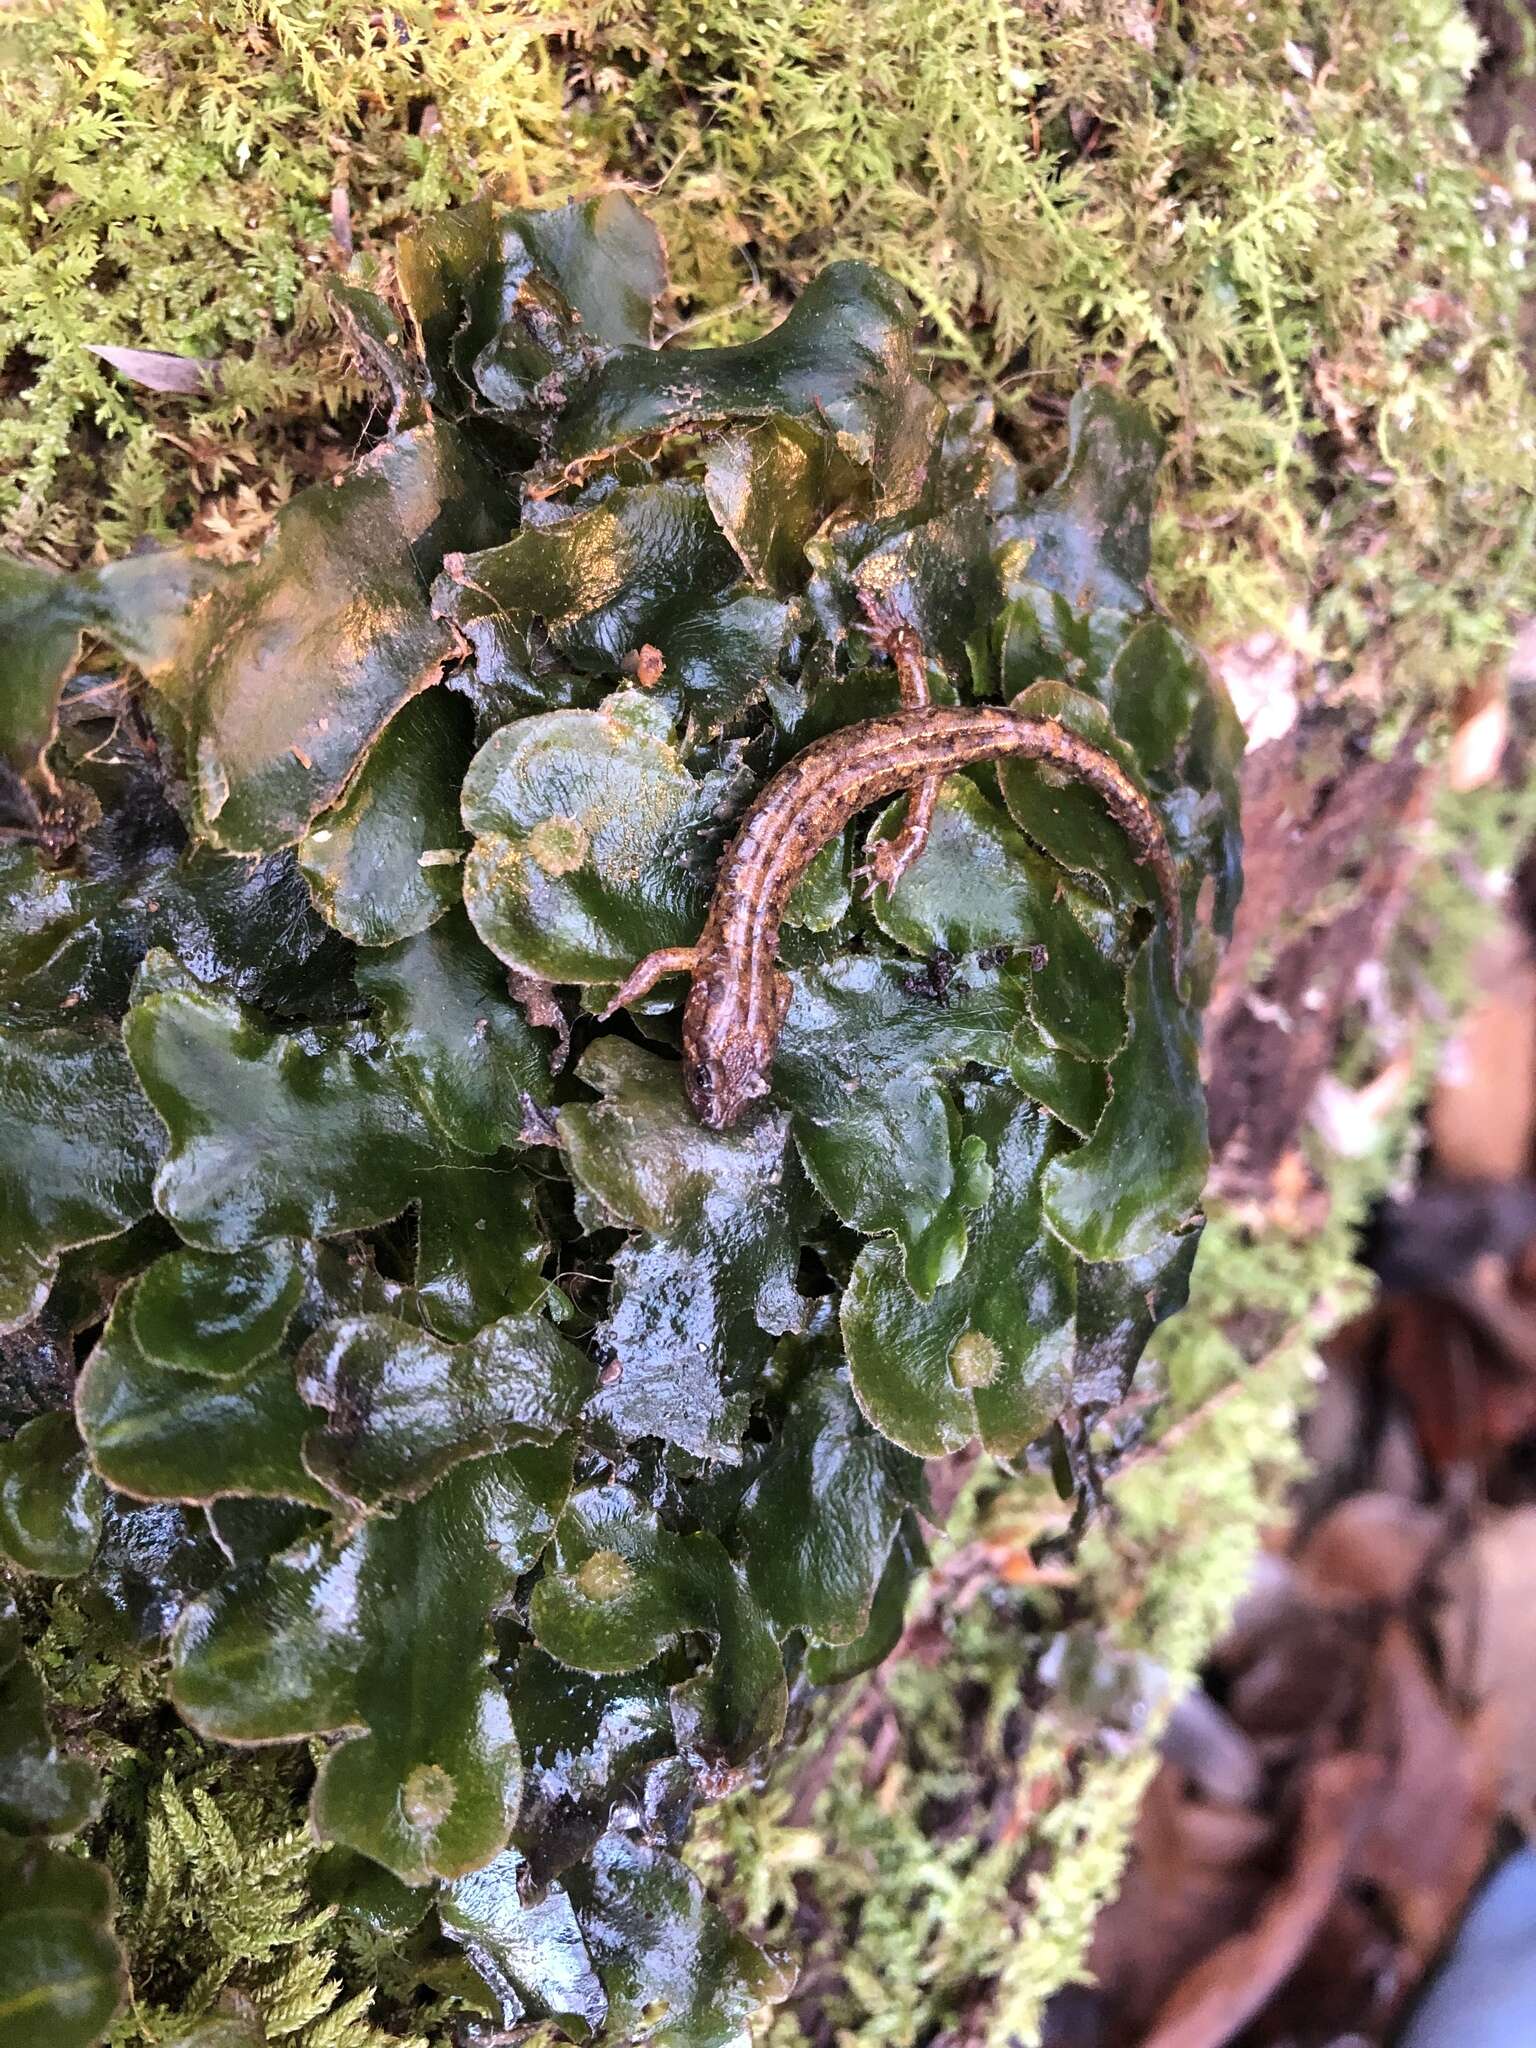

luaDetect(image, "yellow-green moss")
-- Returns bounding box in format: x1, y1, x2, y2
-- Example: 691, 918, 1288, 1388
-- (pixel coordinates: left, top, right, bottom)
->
7, 0, 1535, 730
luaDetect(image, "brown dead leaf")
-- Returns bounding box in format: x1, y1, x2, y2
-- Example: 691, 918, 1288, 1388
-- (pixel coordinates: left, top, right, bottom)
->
1223, 1604, 1368, 1752
1083, 1768, 1274, 2041
1135, 1753, 1384, 2048
1356, 1619, 1496, 1960
1377, 1292, 1536, 1470
1294, 1493, 1446, 1609
87, 344, 219, 395
1427, 920, 1536, 1182
1438, 1504, 1536, 1834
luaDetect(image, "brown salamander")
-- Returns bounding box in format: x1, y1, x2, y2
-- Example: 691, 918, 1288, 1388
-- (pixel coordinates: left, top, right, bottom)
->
605, 697, 1183, 1131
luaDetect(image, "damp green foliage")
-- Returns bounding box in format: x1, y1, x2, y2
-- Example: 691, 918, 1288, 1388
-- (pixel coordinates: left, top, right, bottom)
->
685, 1221, 1370, 2048
0, 1593, 125, 2045
0, 4, 1528, 2031
1, 199, 1232, 2045
687, 761, 1536, 2048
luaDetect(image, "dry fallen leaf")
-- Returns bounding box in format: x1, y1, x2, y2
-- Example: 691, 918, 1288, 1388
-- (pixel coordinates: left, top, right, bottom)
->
1294, 1492, 1446, 1609
1427, 919, 1536, 1183
1447, 684, 1509, 793
1356, 1619, 1495, 1960
87, 345, 219, 395
1439, 1504, 1536, 1835
1136, 1753, 1384, 2048
1082, 1768, 1275, 2042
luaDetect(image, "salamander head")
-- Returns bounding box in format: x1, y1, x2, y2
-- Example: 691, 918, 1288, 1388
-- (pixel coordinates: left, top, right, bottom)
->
681, 971, 789, 1131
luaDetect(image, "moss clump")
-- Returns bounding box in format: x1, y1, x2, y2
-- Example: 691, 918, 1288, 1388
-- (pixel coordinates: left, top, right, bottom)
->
0, 0, 593, 558
604, 0, 1534, 716
6, 0, 1534, 732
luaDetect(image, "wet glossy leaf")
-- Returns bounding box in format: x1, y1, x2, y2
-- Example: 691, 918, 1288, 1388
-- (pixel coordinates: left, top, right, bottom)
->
398, 194, 664, 417
330, 280, 425, 433
531, 1484, 787, 1765
441, 1850, 608, 2037
123, 977, 450, 1249
309, 1844, 430, 1936
1103, 618, 1245, 935
355, 906, 554, 1155
81, 1494, 225, 1650
842, 1088, 1077, 1457
773, 955, 1016, 1296
433, 549, 597, 728
0, 1020, 163, 1333
512, 193, 667, 348
804, 1512, 927, 1685
173, 1445, 573, 1883
993, 585, 1135, 702
0, 1599, 102, 1836
1008, 1033, 1110, 1138
727, 1364, 926, 1645
782, 832, 851, 933
569, 1833, 791, 2048
207, 1496, 323, 1568
0, 555, 92, 815
552, 263, 941, 512
859, 775, 1131, 1064
297, 1310, 593, 1506
130, 1240, 308, 1380
657, 587, 799, 739
76, 1282, 329, 1507
462, 694, 726, 986
139, 843, 359, 1021
995, 384, 1164, 615
78, 1233, 394, 1513
416, 1161, 550, 1341
850, 498, 1001, 674
0, 1838, 125, 2048
559, 1040, 814, 1459
43, 1217, 176, 1341
1072, 1227, 1202, 1409
1041, 927, 1209, 1262
869, 774, 1077, 955
997, 679, 1165, 915
2, 200, 1227, 1995
505, 1649, 674, 1883
0, 1413, 102, 1577
297, 686, 474, 946
0, 815, 354, 1030
703, 417, 858, 591
142, 423, 513, 852
446, 484, 739, 677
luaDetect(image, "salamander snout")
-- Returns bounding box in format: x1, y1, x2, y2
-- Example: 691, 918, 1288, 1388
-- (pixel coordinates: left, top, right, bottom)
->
684, 1049, 771, 1131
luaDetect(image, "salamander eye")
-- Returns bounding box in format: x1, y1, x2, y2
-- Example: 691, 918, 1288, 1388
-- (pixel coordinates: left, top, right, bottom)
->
689, 1061, 713, 1092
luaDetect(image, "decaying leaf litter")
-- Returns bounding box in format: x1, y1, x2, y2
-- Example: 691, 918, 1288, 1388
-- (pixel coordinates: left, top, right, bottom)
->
1039, 765, 1536, 2047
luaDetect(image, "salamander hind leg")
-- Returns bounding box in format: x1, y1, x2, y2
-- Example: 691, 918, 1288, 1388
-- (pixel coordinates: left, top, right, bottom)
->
856, 591, 944, 896
598, 946, 699, 1018
854, 775, 942, 898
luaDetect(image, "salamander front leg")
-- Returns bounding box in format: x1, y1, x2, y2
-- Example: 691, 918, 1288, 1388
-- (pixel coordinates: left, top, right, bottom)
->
599, 946, 699, 1018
